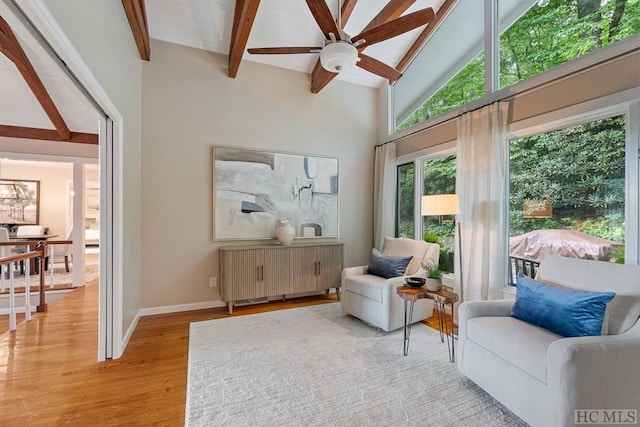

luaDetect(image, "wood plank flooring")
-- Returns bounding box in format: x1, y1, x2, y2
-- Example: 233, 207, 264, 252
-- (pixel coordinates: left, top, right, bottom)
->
0, 282, 452, 426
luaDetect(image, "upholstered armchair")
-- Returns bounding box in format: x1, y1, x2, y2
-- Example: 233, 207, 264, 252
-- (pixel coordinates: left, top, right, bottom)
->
341, 237, 441, 332
458, 255, 640, 427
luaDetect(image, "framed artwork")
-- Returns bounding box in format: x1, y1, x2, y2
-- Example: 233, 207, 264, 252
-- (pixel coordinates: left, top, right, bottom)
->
0, 179, 40, 225
213, 147, 339, 240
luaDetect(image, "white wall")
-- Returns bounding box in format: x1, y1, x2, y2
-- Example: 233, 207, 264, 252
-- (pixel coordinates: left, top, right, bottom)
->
42, 0, 143, 348
141, 40, 378, 308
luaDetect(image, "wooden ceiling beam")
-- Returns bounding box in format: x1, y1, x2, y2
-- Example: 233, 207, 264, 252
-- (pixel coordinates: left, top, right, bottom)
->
396, 0, 458, 73
0, 125, 98, 145
0, 16, 71, 141
229, 0, 261, 78
122, 0, 151, 61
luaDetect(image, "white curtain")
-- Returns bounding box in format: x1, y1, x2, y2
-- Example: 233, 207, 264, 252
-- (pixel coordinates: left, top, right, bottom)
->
456, 102, 509, 301
373, 142, 397, 250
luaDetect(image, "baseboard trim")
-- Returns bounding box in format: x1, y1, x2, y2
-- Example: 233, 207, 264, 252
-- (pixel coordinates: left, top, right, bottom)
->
120, 311, 141, 357
138, 300, 227, 317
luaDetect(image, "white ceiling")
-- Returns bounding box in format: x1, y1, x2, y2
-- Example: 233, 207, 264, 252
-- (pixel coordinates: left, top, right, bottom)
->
147, 0, 445, 88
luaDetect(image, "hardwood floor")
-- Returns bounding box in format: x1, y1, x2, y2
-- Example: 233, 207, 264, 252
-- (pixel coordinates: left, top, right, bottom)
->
0, 283, 452, 426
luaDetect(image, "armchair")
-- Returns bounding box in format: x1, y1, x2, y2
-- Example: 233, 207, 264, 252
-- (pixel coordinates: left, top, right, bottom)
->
457, 255, 640, 426
341, 237, 441, 332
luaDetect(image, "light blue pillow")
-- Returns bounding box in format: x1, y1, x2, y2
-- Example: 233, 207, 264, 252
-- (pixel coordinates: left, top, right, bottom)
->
511, 273, 615, 337
367, 249, 413, 279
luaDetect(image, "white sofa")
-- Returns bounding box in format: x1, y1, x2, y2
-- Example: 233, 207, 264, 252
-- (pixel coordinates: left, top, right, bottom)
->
458, 255, 640, 427
341, 237, 441, 332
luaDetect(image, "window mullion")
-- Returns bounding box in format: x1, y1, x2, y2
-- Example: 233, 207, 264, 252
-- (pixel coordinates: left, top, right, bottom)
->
414, 158, 424, 241
484, 0, 499, 93
626, 101, 640, 265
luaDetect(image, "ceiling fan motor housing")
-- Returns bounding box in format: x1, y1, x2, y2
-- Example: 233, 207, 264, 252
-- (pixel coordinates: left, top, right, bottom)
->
320, 41, 359, 72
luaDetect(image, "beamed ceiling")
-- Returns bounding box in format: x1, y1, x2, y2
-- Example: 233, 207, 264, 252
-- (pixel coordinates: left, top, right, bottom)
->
125, 0, 459, 94
0, 13, 98, 145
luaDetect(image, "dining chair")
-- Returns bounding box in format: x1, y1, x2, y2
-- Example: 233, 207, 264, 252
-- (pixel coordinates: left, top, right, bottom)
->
50, 227, 73, 272
13, 225, 45, 274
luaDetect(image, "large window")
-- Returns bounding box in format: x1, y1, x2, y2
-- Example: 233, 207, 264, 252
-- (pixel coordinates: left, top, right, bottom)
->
396, 155, 458, 253
394, 0, 640, 132
396, 163, 415, 238
508, 115, 627, 284
500, 0, 640, 88
422, 155, 457, 272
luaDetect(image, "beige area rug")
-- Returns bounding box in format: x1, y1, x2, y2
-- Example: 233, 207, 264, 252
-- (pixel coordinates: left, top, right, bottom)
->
186, 303, 526, 427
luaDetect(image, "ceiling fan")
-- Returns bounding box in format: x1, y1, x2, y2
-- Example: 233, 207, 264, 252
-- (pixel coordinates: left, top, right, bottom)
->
247, 1, 435, 83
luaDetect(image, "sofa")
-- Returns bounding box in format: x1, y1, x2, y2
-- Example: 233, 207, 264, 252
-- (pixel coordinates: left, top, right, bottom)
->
458, 254, 640, 427
341, 237, 440, 332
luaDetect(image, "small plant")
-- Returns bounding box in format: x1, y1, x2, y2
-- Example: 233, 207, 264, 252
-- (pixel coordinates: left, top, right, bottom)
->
426, 267, 443, 280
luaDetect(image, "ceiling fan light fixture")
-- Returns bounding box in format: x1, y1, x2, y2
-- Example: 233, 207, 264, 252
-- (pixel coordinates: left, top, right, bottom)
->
320, 41, 358, 73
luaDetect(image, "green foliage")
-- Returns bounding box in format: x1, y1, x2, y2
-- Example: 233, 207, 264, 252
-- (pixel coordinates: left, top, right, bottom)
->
509, 116, 625, 242
423, 232, 442, 246
397, 0, 640, 130
426, 267, 443, 280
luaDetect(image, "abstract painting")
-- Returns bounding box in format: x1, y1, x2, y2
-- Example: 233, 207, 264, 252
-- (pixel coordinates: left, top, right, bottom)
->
214, 147, 339, 240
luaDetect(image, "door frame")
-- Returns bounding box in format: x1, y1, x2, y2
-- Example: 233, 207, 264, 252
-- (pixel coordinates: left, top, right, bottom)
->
14, 1, 126, 360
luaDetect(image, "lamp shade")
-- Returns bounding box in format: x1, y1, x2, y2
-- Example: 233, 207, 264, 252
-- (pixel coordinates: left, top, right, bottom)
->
421, 194, 460, 216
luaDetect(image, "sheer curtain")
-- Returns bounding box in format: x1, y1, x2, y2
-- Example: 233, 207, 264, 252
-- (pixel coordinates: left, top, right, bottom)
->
373, 142, 397, 250
456, 102, 509, 301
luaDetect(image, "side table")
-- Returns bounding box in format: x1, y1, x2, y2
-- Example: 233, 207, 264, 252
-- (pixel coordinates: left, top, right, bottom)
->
396, 285, 459, 362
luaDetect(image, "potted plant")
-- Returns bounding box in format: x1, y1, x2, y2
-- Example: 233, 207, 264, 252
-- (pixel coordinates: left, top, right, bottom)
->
425, 267, 443, 292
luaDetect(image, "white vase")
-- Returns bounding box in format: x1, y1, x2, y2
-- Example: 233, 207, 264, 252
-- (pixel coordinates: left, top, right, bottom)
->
275, 219, 295, 246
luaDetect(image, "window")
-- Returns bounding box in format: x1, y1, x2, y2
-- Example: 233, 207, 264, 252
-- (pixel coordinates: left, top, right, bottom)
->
500, 0, 640, 88
393, 0, 640, 132
508, 115, 627, 285
397, 53, 484, 131
422, 155, 457, 272
396, 163, 415, 238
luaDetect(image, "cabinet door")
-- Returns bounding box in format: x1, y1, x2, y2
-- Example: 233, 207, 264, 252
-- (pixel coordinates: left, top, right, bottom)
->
316, 245, 343, 289
262, 247, 292, 296
291, 246, 319, 293
222, 249, 262, 301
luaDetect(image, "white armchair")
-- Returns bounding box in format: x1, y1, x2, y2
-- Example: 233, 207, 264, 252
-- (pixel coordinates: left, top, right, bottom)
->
458, 255, 640, 427
341, 237, 441, 332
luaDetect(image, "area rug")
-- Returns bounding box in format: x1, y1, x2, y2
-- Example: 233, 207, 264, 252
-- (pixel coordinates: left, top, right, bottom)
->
1, 262, 99, 290
186, 303, 526, 427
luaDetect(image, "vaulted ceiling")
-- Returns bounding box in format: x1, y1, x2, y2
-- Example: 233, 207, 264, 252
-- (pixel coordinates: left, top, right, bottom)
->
126, 0, 458, 94
0, 4, 99, 145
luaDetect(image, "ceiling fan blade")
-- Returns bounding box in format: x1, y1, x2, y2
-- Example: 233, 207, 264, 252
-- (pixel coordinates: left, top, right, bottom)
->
352, 7, 435, 50
310, 60, 339, 94
356, 54, 402, 81
305, 0, 340, 40
247, 47, 322, 55
340, 0, 358, 27
361, 0, 417, 33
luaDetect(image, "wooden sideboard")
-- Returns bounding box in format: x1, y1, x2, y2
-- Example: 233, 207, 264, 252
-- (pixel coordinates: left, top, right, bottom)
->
219, 242, 343, 314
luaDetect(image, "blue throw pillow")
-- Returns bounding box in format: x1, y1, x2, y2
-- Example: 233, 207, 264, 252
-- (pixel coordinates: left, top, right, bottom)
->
511, 273, 615, 337
367, 249, 413, 279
